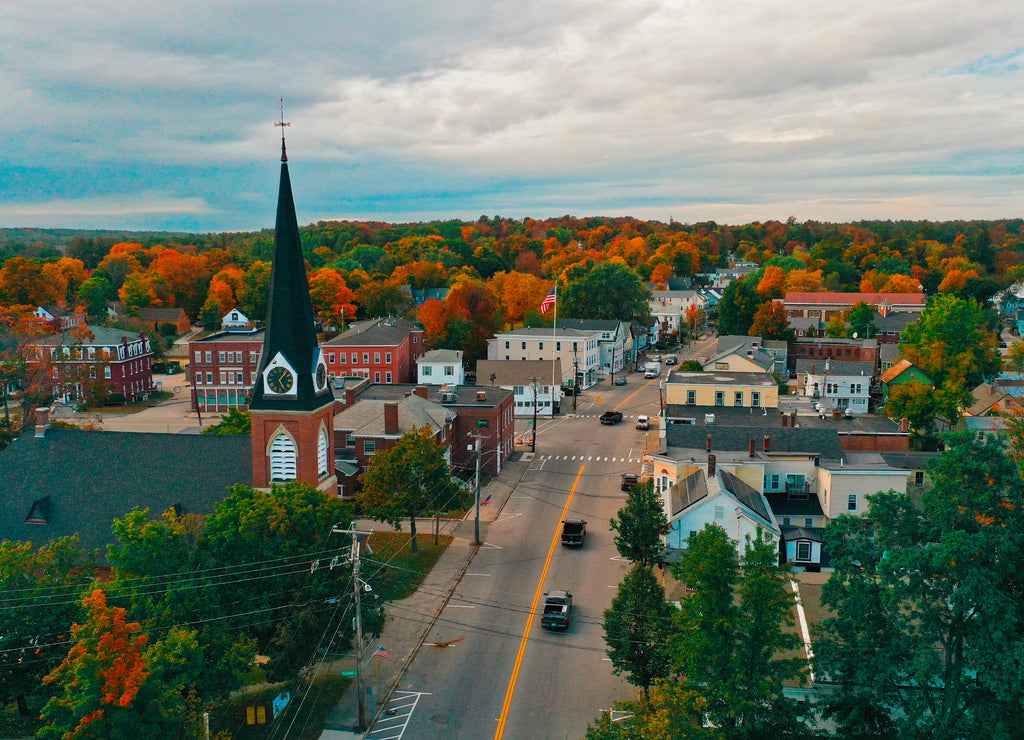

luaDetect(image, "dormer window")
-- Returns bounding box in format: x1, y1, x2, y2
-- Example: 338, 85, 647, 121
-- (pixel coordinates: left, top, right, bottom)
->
25, 496, 51, 525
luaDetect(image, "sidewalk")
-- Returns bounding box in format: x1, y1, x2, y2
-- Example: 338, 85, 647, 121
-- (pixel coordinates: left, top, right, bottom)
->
319, 453, 531, 737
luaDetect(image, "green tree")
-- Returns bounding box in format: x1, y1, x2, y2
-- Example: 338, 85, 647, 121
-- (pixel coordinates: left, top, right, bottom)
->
357, 427, 460, 553
77, 276, 114, 323
899, 293, 1001, 387
603, 565, 674, 697
0, 537, 95, 717
716, 277, 761, 336
560, 262, 650, 322
885, 379, 967, 434
680, 359, 703, 372
824, 314, 849, 338
846, 301, 878, 338
1006, 339, 1024, 372
609, 480, 668, 567
748, 301, 795, 341
200, 408, 251, 435
671, 525, 805, 737
817, 432, 1024, 738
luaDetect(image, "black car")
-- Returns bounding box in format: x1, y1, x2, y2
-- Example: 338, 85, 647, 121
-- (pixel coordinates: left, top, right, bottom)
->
621, 474, 639, 491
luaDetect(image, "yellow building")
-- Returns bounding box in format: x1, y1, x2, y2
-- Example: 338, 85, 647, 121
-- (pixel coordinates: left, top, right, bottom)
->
664, 370, 780, 409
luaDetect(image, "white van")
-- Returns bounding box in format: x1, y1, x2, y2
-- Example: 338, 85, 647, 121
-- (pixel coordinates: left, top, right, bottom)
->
635, 415, 650, 430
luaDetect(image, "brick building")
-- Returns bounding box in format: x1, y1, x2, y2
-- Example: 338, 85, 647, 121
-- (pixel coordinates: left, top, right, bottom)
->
28, 325, 155, 403
322, 317, 425, 384
188, 328, 265, 414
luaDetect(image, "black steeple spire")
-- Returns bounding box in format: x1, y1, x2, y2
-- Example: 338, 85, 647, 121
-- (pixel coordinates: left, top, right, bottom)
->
249, 116, 331, 412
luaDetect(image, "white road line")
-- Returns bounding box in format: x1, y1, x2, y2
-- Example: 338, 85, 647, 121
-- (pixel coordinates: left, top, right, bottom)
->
448, 604, 476, 608
465, 573, 492, 576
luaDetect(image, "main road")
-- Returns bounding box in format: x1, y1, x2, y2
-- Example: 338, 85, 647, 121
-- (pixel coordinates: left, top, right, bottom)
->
394, 371, 663, 740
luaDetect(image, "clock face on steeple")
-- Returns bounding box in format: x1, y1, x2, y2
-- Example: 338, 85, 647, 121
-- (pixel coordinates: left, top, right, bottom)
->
313, 348, 329, 392
262, 352, 298, 396
267, 366, 294, 393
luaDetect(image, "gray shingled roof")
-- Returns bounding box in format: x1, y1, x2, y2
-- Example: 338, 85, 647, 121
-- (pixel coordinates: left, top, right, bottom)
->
0, 428, 252, 562
333, 394, 453, 436
666, 424, 845, 458
476, 360, 563, 387
323, 317, 422, 347
794, 359, 873, 376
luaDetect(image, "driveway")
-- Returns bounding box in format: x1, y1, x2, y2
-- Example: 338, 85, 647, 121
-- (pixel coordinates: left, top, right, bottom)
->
51, 373, 205, 434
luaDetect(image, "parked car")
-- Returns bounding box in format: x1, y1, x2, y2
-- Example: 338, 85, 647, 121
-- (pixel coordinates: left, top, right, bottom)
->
621, 473, 639, 491
665, 355, 678, 366
614, 376, 627, 386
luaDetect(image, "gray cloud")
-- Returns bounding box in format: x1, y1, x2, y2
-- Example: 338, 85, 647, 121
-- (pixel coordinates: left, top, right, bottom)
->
3, 0, 1024, 229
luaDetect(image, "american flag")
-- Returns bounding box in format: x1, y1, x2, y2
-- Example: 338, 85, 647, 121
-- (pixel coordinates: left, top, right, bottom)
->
373, 646, 391, 658
540, 288, 556, 315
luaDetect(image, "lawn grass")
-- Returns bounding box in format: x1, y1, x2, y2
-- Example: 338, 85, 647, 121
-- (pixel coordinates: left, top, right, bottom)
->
365, 531, 453, 602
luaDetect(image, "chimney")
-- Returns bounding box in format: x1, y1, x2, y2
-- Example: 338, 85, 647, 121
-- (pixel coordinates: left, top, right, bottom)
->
811, 363, 816, 375
763, 434, 772, 452
345, 388, 356, 406
708, 453, 716, 477
781, 413, 788, 428
34, 407, 50, 437
705, 434, 712, 452
384, 402, 399, 435
415, 385, 429, 399
477, 390, 486, 402
900, 417, 910, 433
748, 438, 756, 458
790, 410, 797, 426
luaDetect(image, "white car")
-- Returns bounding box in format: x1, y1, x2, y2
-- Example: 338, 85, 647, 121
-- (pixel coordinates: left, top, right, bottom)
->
635, 415, 649, 430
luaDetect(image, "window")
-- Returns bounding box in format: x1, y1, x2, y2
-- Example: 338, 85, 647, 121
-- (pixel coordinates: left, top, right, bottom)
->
89, 367, 96, 379
734, 391, 743, 406
195, 371, 203, 385
326, 352, 335, 363
715, 391, 724, 406
423, 366, 432, 376
236, 372, 244, 383
195, 350, 202, 362
374, 372, 381, 383
219, 351, 226, 362
752, 391, 761, 407
364, 441, 376, 454
556, 342, 561, 351
339, 353, 347, 363
796, 542, 812, 561
539, 342, 543, 350
345, 434, 356, 446
104, 367, 111, 379
847, 494, 857, 512
804, 517, 813, 527
386, 372, 392, 383
714, 505, 725, 520
686, 390, 696, 405
250, 351, 258, 363
505, 341, 510, 349
206, 372, 213, 383
269, 434, 297, 482
318, 429, 329, 477
715, 362, 728, 369
522, 342, 527, 350
764, 474, 780, 491
444, 365, 454, 376
205, 351, 212, 362
782, 517, 791, 526
385, 353, 392, 364
915, 471, 925, 486
362, 353, 369, 364
374, 352, 381, 364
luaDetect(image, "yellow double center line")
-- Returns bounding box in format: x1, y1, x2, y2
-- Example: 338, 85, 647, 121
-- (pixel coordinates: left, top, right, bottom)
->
493, 465, 586, 739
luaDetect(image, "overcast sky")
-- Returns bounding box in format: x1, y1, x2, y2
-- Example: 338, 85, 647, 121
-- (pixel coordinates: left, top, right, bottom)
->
3, 1, 1023, 232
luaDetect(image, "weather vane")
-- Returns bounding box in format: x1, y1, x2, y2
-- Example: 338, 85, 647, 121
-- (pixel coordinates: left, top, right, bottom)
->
275, 97, 291, 161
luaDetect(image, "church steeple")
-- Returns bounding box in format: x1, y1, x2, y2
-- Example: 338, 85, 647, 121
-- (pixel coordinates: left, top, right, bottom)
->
249, 126, 332, 412
248, 115, 336, 496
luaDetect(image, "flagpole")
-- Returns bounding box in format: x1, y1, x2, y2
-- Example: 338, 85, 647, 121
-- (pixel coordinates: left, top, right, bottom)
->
552, 280, 561, 390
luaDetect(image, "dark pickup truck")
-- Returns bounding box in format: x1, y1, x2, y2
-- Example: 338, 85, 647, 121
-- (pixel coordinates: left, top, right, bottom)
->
560, 519, 587, 546
600, 410, 623, 425
540, 590, 573, 630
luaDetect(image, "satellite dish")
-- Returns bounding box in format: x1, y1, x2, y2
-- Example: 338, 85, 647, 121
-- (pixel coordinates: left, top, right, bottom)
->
852, 332, 858, 338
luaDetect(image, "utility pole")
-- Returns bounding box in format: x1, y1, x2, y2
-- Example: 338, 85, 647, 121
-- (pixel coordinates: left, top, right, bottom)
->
332, 523, 374, 729
610, 346, 616, 386
529, 376, 539, 453
572, 347, 579, 413
473, 437, 482, 545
